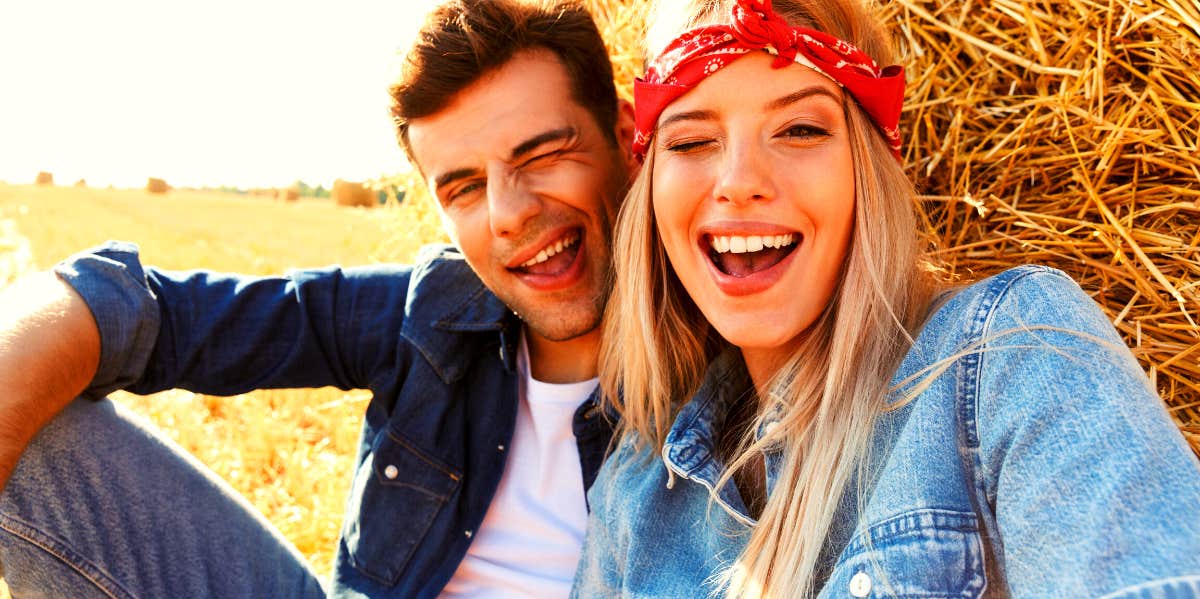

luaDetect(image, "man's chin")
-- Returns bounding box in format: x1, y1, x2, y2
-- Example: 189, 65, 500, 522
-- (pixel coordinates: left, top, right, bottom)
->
519, 309, 604, 344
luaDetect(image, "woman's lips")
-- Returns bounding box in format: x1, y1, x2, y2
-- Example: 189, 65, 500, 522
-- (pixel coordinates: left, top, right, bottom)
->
701, 232, 801, 296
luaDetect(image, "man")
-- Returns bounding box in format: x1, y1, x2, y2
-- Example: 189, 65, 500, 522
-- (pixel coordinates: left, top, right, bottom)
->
0, 0, 636, 597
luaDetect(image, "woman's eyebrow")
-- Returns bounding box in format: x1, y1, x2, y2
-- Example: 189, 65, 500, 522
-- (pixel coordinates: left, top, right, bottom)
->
766, 85, 842, 111
658, 109, 718, 129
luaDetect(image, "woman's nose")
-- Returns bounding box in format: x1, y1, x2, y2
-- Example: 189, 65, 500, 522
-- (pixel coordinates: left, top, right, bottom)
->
712, 140, 775, 206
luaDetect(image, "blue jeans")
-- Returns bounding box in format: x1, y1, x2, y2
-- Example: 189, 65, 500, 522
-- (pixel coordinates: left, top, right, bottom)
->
0, 397, 327, 598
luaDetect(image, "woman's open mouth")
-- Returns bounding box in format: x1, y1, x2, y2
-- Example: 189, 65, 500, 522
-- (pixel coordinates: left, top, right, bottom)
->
706, 233, 799, 277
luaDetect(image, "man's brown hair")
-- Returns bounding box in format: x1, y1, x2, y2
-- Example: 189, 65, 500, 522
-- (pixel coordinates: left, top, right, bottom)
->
390, 0, 619, 166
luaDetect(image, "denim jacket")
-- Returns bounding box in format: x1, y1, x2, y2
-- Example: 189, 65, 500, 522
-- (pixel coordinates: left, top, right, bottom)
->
55, 242, 615, 599
574, 266, 1200, 598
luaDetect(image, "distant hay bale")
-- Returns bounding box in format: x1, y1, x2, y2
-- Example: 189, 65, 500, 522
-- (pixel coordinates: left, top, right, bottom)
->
74, 179, 87, 188
35, 172, 54, 186
281, 187, 300, 202
145, 177, 170, 194
332, 179, 374, 208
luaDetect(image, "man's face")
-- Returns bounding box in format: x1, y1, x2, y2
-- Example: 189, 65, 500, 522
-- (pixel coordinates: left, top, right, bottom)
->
407, 50, 634, 343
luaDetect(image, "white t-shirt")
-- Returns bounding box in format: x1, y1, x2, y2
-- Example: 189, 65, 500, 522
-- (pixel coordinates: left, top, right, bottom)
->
439, 333, 598, 598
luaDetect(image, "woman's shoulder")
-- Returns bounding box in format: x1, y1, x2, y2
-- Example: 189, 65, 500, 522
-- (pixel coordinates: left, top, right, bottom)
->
917, 264, 1120, 352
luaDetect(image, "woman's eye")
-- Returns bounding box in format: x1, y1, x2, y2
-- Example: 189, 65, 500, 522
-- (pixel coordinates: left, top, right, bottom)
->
664, 139, 712, 153
782, 124, 830, 139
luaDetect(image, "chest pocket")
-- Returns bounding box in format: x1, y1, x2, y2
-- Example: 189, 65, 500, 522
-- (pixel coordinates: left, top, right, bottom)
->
342, 427, 462, 585
821, 509, 986, 598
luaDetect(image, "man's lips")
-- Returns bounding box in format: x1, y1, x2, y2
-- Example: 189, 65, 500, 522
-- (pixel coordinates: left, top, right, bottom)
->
506, 228, 587, 291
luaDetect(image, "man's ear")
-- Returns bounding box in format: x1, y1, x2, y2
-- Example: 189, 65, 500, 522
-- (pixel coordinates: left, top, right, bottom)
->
613, 99, 638, 172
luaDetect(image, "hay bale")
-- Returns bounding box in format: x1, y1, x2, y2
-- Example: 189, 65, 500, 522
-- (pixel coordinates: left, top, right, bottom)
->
145, 178, 170, 194
73, 179, 87, 188
332, 179, 374, 208
585, 0, 1200, 454
878, 0, 1200, 454
281, 187, 300, 202
35, 172, 54, 186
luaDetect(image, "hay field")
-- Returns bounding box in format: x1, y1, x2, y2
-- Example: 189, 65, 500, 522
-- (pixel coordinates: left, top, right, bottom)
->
0, 182, 445, 583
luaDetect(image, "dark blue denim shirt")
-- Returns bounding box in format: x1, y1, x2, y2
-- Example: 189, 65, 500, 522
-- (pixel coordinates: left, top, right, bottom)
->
54, 241, 615, 599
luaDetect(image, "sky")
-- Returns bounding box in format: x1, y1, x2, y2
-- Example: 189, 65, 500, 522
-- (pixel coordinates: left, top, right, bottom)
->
0, 0, 435, 189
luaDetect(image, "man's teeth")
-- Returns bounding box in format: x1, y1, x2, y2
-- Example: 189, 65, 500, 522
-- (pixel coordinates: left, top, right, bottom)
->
520, 234, 580, 267
710, 234, 796, 254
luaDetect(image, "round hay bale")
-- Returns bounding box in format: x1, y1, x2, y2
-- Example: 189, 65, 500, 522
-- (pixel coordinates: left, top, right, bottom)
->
282, 187, 300, 202
881, 0, 1200, 453
145, 178, 170, 194
332, 179, 374, 208
585, 0, 1199, 454
35, 172, 54, 186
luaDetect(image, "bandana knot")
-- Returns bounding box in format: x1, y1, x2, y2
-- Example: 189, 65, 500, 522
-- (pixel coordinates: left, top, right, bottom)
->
731, 0, 797, 68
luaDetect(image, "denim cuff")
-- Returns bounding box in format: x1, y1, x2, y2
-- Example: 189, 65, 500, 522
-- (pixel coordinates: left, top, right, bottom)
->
52, 241, 160, 398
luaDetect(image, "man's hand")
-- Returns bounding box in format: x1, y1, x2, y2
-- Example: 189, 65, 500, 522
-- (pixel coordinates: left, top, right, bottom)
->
0, 272, 100, 491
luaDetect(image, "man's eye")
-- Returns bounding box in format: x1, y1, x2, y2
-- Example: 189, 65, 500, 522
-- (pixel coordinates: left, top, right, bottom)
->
447, 181, 484, 203
521, 150, 561, 169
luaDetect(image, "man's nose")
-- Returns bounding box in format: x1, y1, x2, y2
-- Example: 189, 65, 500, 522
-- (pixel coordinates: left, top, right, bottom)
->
712, 139, 775, 206
486, 164, 542, 238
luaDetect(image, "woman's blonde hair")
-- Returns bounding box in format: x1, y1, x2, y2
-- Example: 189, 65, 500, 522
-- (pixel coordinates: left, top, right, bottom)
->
599, 0, 937, 595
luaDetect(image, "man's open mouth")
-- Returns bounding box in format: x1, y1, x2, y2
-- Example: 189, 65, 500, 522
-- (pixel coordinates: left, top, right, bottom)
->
512, 231, 582, 276
706, 233, 799, 277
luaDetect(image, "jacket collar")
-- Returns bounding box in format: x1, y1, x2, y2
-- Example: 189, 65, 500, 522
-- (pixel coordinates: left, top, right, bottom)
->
401, 245, 522, 384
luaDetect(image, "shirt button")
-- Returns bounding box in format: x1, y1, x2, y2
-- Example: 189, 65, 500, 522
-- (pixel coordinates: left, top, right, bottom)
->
465, 529, 474, 538
383, 464, 399, 480
498, 444, 506, 452
849, 571, 872, 597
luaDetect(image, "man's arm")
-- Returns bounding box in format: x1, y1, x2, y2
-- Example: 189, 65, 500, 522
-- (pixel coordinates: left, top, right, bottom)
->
0, 271, 100, 490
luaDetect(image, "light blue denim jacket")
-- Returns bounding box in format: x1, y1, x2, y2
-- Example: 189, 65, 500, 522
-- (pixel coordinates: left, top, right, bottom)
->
574, 266, 1200, 597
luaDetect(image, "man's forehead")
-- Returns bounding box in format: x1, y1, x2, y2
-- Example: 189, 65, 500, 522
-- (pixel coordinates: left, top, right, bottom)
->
406, 52, 595, 178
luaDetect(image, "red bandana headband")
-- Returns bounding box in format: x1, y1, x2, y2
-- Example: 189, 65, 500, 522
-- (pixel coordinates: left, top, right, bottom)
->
632, 0, 906, 158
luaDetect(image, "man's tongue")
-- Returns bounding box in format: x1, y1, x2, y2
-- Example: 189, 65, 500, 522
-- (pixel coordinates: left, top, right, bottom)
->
520, 243, 579, 276
713, 246, 791, 277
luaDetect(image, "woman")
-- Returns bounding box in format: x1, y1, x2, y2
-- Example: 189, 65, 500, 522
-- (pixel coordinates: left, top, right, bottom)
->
574, 0, 1200, 596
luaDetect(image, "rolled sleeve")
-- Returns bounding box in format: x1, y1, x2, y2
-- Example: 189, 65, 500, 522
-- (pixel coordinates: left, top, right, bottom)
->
53, 241, 160, 398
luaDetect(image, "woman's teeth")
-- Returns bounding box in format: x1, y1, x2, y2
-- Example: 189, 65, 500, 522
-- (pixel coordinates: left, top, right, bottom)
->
520, 233, 580, 267
709, 234, 796, 254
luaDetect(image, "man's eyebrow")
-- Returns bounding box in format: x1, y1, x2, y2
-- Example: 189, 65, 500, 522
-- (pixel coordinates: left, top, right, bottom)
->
510, 127, 577, 161
765, 85, 842, 111
433, 167, 479, 191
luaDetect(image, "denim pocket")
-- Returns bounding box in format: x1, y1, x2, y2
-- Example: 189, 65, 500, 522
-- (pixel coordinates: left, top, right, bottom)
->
342, 427, 462, 585
823, 509, 986, 598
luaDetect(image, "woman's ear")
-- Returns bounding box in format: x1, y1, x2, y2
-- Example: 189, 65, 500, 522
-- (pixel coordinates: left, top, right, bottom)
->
614, 99, 639, 172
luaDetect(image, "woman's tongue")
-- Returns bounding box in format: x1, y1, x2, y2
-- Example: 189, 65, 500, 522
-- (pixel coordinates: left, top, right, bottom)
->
712, 246, 791, 277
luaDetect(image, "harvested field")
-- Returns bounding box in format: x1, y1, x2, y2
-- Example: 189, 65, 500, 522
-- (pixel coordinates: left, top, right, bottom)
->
0, 182, 445, 583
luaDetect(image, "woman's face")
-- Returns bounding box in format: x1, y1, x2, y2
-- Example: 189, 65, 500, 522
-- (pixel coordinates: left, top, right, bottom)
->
652, 52, 856, 374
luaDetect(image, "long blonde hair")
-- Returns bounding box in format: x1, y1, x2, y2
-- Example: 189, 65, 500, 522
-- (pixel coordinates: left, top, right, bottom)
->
599, 0, 938, 595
